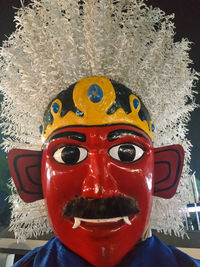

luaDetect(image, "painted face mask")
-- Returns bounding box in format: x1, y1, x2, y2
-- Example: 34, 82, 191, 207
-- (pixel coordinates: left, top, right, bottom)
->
8, 77, 184, 267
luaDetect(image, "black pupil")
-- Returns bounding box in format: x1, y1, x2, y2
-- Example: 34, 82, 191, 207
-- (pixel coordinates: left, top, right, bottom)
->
61, 146, 80, 165
118, 144, 136, 162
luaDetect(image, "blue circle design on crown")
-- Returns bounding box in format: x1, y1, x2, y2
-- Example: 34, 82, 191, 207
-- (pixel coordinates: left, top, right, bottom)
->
133, 98, 139, 109
39, 124, 43, 134
52, 102, 60, 113
88, 84, 103, 103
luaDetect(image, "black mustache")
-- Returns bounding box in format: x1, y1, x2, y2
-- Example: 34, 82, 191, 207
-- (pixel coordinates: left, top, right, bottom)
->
62, 195, 140, 219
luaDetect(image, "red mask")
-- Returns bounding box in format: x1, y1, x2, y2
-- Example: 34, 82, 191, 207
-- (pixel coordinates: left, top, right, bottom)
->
7, 78, 184, 267
8, 123, 184, 267
41, 124, 154, 266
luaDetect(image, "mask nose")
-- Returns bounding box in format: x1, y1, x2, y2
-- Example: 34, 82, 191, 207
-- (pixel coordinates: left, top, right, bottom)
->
81, 151, 120, 198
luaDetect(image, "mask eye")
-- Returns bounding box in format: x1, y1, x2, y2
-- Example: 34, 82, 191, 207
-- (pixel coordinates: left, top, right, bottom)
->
109, 144, 144, 163
53, 145, 88, 165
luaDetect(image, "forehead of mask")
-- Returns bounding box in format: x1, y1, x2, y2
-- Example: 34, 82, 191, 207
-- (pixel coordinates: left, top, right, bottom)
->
40, 77, 153, 144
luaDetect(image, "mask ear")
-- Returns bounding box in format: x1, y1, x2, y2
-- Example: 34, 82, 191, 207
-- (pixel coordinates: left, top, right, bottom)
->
7, 149, 43, 203
154, 145, 184, 199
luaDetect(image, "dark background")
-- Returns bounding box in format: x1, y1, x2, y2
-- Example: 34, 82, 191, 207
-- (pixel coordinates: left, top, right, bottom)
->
0, 0, 200, 192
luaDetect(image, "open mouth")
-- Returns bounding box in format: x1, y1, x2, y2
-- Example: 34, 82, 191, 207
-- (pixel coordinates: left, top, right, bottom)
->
72, 216, 132, 229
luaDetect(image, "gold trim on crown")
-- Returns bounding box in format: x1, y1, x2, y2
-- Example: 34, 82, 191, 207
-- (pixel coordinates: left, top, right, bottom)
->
41, 77, 153, 143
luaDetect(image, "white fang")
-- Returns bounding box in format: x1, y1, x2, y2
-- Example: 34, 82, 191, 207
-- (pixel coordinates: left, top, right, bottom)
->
72, 218, 81, 229
123, 216, 132, 225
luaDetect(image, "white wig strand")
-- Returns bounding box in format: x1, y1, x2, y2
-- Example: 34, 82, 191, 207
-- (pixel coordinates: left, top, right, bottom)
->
0, 0, 198, 239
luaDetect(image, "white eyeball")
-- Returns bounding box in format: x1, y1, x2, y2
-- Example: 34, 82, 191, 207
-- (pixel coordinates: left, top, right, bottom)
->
53, 145, 88, 165
109, 143, 144, 163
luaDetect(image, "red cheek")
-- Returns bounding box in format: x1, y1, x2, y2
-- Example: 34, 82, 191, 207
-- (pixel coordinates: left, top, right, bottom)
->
42, 157, 89, 203
108, 152, 154, 196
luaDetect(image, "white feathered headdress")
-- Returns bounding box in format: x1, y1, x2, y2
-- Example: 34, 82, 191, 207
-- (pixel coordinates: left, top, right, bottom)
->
0, 0, 198, 239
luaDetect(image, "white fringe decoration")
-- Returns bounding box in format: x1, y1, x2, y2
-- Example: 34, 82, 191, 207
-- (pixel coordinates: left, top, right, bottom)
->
0, 0, 198, 239
8, 179, 51, 240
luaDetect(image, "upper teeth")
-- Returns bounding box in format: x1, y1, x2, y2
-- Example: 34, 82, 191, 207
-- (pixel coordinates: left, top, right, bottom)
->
72, 216, 132, 229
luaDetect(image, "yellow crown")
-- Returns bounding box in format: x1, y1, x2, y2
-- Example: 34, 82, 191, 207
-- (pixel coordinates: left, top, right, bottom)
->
41, 77, 154, 143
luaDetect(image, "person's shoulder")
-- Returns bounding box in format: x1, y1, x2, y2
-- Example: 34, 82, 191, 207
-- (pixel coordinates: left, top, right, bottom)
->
169, 245, 200, 267
12, 237, 88, 267
131, 235, 200, 267
152, 235, 200, 267
12, 249, 38, 267
12, 237, 58, 267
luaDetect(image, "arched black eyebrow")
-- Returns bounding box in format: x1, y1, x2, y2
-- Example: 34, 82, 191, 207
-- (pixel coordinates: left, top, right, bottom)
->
50, 131, 86, 142
108, 129, 148, 141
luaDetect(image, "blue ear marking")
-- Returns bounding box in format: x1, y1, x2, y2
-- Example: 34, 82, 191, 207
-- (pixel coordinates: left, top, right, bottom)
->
88, 84, 103, 103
